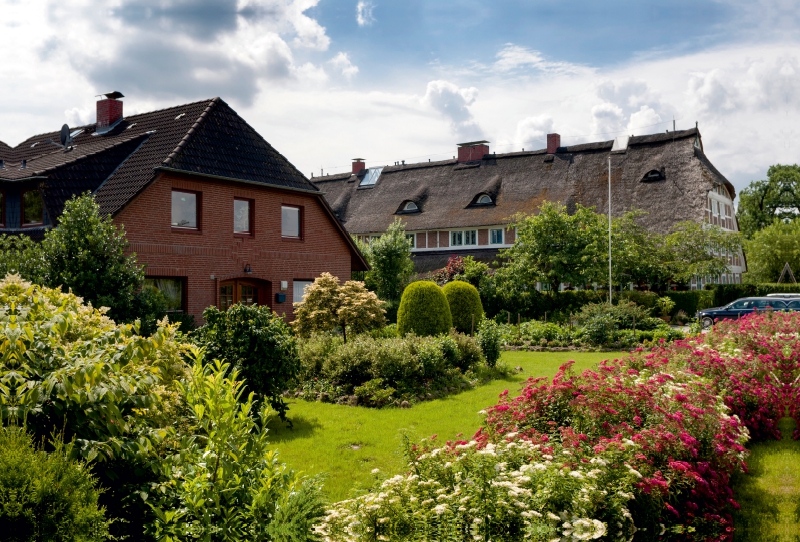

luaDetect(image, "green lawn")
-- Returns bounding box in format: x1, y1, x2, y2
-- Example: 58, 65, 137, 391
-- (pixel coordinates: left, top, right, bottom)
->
268, 350, 623, 501
733, 417, 800, 541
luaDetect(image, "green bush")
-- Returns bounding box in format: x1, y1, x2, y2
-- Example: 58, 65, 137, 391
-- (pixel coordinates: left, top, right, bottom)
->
397, 281, 453, 336
449, 331, 485, 371
476, 319, 501, 368
656, 296, 676, 318
442, 281, 484, 334
575, 301, 660, 331
148, 352, 324, 541
0, 427, 109, 542
663, 290, 715, 317
194, 304, 299, 421
296, 333, 343, 382
616, 290, 659, 311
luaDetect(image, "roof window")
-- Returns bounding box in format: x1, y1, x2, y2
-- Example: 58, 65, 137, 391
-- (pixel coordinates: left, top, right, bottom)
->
469, 193, 495, 207
404, 201, 418, 211
359, 167, 383, 187
641, 169, 665, 182
396, 200, 420, 214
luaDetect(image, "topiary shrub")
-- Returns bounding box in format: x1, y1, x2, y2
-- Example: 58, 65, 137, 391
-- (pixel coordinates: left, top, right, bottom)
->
0, 427, 110, 542
195, 304, 299, 421
442, 280, 484, 334
397, 281, 452, 336
477, 318, 501, 368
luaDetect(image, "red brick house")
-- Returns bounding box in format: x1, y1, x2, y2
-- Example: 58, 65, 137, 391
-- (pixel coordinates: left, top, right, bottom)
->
0, 93, 368, 321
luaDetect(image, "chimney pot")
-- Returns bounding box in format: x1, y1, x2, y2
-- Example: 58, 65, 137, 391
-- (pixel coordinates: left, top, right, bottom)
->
546, 133, 561, 154
352, 158, 366, 175
96, 92, 124, 133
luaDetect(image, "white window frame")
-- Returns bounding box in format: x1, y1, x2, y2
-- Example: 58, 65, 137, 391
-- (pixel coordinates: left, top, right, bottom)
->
490, 228, 503, 245
406, 233, 415, 248
293, 280, 313, 303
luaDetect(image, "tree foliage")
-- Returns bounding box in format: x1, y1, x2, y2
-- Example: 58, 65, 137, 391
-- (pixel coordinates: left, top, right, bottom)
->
397, 281, 453, 337
737, 164, 800, 238
743, 219, 800, 283
354, 218, 414, 302
661, 221, 741, 283
0, 427, 109, 542
292, 272, 386, 343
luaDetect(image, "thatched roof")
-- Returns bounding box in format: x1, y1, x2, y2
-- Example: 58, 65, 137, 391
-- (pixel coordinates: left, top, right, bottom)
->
312, 128, 735, 235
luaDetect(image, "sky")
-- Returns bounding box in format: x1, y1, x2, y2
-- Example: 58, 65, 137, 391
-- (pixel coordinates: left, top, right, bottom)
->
1, 0, 799, 195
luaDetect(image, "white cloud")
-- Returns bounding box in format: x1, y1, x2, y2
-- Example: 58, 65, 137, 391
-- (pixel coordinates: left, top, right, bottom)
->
493, 44, 589, 75
627, 105, 662, 135
422, 80, 483, 141
589, 102, 625, 137
514, 115, 554, 150
329, 52, 359, 80
356, 1, 375, 27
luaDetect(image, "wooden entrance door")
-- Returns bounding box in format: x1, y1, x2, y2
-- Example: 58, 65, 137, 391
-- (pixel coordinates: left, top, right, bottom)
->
219, 279, 269, 310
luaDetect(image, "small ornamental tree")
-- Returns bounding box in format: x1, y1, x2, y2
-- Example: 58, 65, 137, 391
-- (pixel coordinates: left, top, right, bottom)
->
292, 272, 386, 343
195, 304, 299, 421
355, 219, 414, 303
476, 318, 501, 368
442, 281, 484, 334
397, 281, 453, 337
39, 193, 144, 321
0, 427, 109, 542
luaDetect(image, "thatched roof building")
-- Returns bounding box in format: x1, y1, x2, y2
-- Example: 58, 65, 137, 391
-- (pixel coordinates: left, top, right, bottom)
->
312, 128, 745, 285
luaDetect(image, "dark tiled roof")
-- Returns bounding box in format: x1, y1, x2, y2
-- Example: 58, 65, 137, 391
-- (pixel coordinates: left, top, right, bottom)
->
0, 98, 318, 216
313, 128, 735, 235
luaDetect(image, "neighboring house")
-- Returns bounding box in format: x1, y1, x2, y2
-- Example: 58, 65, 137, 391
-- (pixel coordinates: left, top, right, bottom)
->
312, 130, 745, 288
0, 93, 367, 321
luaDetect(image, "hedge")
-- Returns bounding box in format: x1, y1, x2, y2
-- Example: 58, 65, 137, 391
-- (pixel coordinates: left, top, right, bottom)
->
663, 290, 716, 317
706, 283, 800, 307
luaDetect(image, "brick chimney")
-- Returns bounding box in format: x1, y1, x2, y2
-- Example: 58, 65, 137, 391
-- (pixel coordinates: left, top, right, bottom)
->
546, 133, 561, 154
352, 158, 366, 174
96, 91, 125, 133
457, 140, 490, 163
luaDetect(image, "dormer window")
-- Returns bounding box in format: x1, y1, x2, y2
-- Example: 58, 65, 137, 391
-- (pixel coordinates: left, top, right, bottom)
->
396, 200, 420, 214
641, 169, 665, 182
468, 193, 494, 207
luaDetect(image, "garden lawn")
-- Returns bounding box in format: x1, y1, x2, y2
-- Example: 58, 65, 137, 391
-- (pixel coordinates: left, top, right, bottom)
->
733, 417, 800, 541
268, 350, 621, 501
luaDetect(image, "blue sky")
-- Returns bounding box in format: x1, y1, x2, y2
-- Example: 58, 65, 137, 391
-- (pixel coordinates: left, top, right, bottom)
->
0, 0, 798, 193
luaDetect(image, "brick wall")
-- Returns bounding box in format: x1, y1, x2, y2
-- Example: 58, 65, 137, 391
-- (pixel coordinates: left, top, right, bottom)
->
114, 172, 353, 323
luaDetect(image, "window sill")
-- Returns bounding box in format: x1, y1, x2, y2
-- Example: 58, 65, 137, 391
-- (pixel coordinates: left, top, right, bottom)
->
282, 236, 303, 242
22, 223, 44, 228
234, 232, 254, 238
172, 227, 201, 234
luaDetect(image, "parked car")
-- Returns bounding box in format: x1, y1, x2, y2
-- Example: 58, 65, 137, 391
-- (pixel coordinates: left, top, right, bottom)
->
696, 297, 788, 328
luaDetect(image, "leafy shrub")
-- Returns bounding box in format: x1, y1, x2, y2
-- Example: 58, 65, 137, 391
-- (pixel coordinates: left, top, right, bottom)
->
354, 378, 396, 407
442, 281, 484, 333
449, 331, 485, 371
132, 284, 169, 336
370, 323, 400, 339
655, 296, 676, 318
664, 289, 716, 315
476, 318, 501, 368
616, 289, 659, 310
148, 352, 324, 541
296, 333, 343, 382
397, 281, 452, 336
293, 272, 386, 343
576, 300, 659, 331
0, 427, 109, 542
195, 304, 299, 421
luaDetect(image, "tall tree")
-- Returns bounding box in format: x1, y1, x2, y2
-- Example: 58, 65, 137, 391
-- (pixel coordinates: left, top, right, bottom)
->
743, 219, 800, 283
661, 221, 741, 284
39, 193, 144, 321
355, 218, 414, 302
737, 164, 800, 238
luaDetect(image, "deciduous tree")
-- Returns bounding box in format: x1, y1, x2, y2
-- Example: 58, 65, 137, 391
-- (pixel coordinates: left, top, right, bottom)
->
737, 164, 800, 238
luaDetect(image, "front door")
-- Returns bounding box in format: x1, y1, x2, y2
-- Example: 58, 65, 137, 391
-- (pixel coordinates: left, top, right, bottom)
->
219, 279, 268, 310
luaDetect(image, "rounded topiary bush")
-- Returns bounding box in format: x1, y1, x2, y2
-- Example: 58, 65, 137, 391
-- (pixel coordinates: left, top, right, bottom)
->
442, 281, 484, 334
397, 281, 452, 337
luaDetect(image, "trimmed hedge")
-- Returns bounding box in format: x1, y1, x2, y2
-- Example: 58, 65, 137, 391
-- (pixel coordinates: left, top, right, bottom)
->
706, 283, 800, 307
397, 281, 453, 336
663, 290, 716, 317
442, 281, 484, 334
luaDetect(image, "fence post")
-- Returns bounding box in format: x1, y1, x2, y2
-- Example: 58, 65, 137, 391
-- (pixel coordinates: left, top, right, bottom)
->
471, 314, 475, 336
517, 313, 521, 341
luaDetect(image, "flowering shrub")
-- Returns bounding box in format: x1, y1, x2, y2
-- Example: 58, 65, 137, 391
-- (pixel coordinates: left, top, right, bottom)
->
319, 312, 800, 541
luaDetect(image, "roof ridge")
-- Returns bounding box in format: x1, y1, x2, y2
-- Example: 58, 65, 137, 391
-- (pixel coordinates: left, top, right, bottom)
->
163, 97, 220, 166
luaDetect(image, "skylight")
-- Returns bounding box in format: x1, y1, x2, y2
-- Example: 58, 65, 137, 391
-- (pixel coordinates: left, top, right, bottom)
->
404, 201, 418, 211
359, 167, 383, 187
477, 194, 492, 204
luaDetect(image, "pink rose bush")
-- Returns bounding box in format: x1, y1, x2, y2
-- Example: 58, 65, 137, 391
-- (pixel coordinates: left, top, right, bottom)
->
318, 312, 799, 541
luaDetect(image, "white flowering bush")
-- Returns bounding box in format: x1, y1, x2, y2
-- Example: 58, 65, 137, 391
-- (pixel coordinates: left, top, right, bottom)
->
317, 437, 641, 541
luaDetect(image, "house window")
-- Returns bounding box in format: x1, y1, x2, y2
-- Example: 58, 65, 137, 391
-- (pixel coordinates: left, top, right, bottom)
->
451, 230, 477, 246
22, 190, 43, 226
143, 277, 185, 312
404, 202, 418, 211
293, 280, 313, 303
406, 233, 415, 248
282, 205, 301, 238
172, 190, 199, 229
490, 228, 503, 244
477, 194, 493, 204
240, 284, 257, 305
234, 198, 253, 234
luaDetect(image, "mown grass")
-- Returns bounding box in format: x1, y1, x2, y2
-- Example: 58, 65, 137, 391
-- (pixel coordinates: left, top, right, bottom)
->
268, 350, 622, 501
733, 417, 800, 541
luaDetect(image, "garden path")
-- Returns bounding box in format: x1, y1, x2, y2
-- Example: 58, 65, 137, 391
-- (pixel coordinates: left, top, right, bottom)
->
267, 351, 619, 501
733, 418, 800, 541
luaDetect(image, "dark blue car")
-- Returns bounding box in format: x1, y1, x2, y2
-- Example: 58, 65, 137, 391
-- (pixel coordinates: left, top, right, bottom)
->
697, 297, 788, 328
